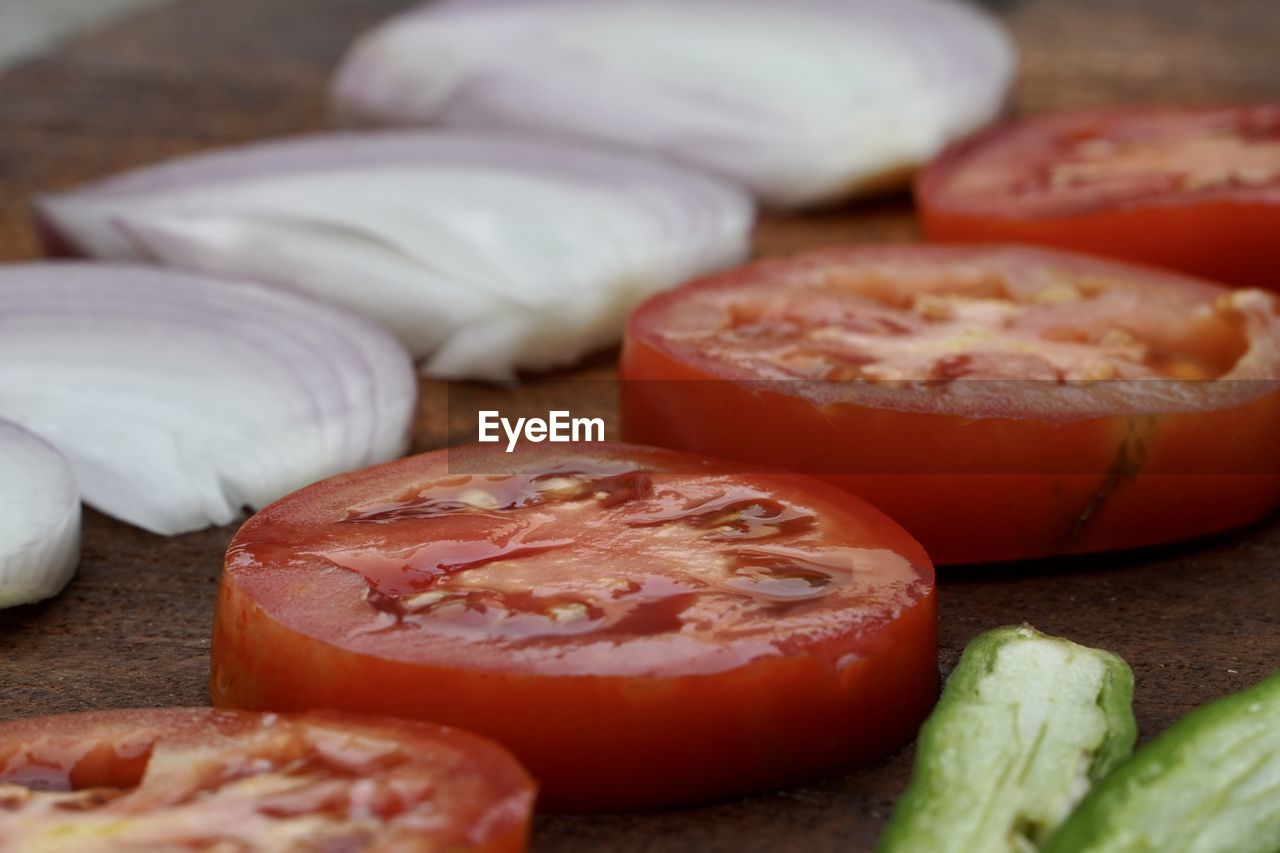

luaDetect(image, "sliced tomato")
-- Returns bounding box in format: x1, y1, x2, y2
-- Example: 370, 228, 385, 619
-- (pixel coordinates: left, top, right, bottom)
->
210, 443, 937, 812
917, 105, 1280, 287
619, 245, 1280, 564
0, 708, 534, 851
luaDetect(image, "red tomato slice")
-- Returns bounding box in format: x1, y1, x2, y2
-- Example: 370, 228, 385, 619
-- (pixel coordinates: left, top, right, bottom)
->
619, 244, 1280, 564
917, 105, 1280, 287
210, 443, 937, 812
0, 708, 534, 851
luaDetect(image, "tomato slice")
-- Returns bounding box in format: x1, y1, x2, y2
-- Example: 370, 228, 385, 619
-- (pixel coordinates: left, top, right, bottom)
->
210, 443, 937, 812
0, 708, 534, 851
619, 244, 1280, 564
916, 105, 1280, 287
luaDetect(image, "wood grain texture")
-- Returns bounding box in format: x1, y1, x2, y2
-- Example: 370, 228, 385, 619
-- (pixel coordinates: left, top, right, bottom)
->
1, 1, 1278, 850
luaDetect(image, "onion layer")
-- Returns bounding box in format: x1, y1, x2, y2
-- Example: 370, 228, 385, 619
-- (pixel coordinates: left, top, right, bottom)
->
0, 420, 79, 608
0, 263, 416, 536
35, 131, 754, 379
331, 0, 1017, 208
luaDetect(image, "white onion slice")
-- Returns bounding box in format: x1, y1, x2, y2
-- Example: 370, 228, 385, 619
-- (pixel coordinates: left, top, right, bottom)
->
0, 263, 416, 536
0, 420, 80, 608
331, 0, 1017, 208
36, 131, 754, 379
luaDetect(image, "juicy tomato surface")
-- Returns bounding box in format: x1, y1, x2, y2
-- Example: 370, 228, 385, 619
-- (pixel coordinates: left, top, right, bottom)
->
0, 708, 534, 852
210, 443, 937, 812
620, 245, 1280, 564
916, 105, 1280, 288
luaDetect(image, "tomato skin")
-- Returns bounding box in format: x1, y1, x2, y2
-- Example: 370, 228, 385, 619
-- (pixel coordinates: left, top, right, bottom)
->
921, 196, 1280, 291
917, 107, 1280, 288
0, 708, 535, 852
214, 582, 936, 811
619, 246, 1280, 565
210, 443, 938, 812
621, 338, 1280, 563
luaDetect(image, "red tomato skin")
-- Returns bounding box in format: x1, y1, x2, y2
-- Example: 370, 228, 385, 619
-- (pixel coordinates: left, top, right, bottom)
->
210, 445, 939, 813
618, 250, 1280, 565
916, 110, 1280, 288
213, 583, 936, 812
920, 199, 1280, 290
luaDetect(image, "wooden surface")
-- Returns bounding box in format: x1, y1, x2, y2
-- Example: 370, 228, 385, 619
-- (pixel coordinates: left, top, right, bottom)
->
1, 1, 1278, 850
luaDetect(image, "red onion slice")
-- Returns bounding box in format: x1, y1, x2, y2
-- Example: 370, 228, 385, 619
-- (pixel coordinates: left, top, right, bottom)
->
36, 131, 754, 379
332, 0, 1017, 208
0, 263, 416, 536
0, 420, 80, 608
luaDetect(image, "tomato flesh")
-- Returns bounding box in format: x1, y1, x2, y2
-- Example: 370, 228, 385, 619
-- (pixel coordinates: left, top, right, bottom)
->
620, 245, 1280, 564
211, 443, 937, 812
0, 708, 534, 852
917, 105, 1280, 287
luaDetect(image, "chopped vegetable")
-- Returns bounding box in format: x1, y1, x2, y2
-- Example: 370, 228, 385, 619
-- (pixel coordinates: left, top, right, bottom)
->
0, 707, 534, 851
620, 244, 1280, 562
332, 0, 1015, 208
0, 420, 79, 608
918, 105, 1280, 288
35, 131, 754, 379
211, 442, 938, 811
879, 625, 1136, 853
0, 263, 416, 535
1044, 667, 1280, 853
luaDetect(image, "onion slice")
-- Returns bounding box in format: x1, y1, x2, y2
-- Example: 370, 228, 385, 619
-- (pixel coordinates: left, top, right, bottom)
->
0, 420, 80, 608
0, 263, 416, 536
35, 131, 754, 379
331, 0, 1017, 208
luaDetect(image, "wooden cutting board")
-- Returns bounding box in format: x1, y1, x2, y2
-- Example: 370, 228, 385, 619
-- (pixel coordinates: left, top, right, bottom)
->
1, 1, 1278, 849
